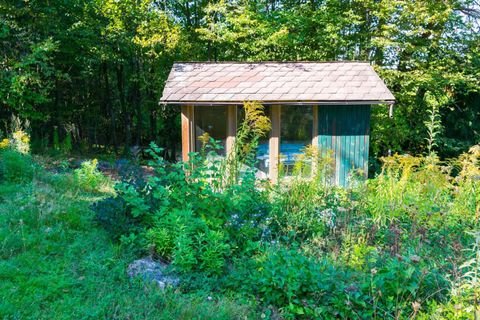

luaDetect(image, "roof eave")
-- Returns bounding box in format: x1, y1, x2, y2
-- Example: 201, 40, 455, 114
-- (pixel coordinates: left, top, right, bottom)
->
159, 99, 396, 106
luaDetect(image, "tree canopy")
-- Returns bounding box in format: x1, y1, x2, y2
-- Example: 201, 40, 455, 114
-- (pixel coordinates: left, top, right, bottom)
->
1, 0, 479, 160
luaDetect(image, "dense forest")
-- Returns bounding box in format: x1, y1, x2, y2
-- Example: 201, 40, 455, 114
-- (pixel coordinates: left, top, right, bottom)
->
1, 0, 479, 160
2, 1, 480, 319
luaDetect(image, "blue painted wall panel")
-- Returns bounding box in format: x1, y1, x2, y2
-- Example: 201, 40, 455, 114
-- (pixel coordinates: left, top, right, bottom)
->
317, 105, 371, 186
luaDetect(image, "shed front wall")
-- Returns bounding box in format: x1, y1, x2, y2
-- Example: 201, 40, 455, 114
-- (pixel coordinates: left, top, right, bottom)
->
318, 105, 371, 186
182, 104, 372, 186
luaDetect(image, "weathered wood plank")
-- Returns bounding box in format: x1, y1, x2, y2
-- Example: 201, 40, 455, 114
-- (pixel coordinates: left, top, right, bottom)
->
269, 105, 281, 183
312, 105, 319, 176
181, 105, 194, 161
226, 105, 237, 156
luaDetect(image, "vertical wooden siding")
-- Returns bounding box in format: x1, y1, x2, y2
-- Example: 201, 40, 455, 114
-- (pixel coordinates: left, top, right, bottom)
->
317, 105, 371, 186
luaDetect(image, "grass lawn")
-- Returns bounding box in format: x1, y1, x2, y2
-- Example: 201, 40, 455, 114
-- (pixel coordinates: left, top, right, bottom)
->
0, 161, 254, 319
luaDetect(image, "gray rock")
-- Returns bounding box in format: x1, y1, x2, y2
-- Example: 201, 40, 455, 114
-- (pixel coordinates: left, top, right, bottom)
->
127, 257, 179, 290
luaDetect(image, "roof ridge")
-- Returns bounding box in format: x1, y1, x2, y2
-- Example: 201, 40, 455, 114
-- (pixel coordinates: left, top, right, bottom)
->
173, 61, 371, 65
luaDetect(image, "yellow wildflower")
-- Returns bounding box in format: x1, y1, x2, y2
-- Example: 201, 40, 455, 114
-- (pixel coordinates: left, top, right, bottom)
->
21, 135, 30, 144
0, 138, 9, 149
11, 130, 30, 154
198, 132, 211, 148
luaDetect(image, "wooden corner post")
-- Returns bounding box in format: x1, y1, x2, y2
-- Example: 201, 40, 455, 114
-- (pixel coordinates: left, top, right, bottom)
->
181, 105, 194, 161
226, 105, 237, 156
312, 105, 319, 176
269, 105, 281, 184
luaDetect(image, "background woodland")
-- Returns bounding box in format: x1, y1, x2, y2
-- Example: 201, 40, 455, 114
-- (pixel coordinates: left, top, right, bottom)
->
1, 0, 479, 161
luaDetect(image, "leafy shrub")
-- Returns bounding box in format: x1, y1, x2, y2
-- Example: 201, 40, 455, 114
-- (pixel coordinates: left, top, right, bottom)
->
0, 154, 255, 319
231, 245, 448, 319
93, 196, 137, 240
145, 227, 174, 258
238, 246, 325, 317
173, 233, 198, 272
145, 208, 230, 275
110, 139, 271, 275
108, 139, 479, 318
196, 229, 230, 275
145, 208, 204, 260
0, 123, 35, 183
0, 149, 35, 183
362, 256, 448, 319
232, 245, 354, 319
92, 103, 480, 319
269, 179, 348, 242
74, 159, 107, 192
340, 236, 378, 271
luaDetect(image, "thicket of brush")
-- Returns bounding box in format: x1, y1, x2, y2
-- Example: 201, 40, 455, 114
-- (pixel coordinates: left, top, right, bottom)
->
92, 103, 480, 319
1, 104, 479, 319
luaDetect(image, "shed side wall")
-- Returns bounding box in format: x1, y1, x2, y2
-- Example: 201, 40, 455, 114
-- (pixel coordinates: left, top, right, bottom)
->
317, 105, 370, 186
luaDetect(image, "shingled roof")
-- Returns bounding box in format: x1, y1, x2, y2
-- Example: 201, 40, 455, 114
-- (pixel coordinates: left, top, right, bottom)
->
160, 62, 395, 105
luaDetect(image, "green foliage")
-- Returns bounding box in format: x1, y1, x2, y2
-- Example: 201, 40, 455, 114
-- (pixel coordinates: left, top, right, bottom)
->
456, 231, 480, 318
31, 110, 464, 320
73, 159, 108, 192
0, 149, 35, 183
63, 131, 73, 154
52, 126, 60, 151
452, 145, 480, 221
5, 0, 477, 310
0, 155, 254, 319
2, 0, 479, 159
232, 245, 446, 319
196, 230, 231, 275
93, 196, 136, 240
424, 92, 446, 155
101, 117, 480, 318
118, 143, 263, 275
173, 233, 199, 272
2, 139, 479, 318
234, 245, 332, 318
1, 36, 58, 120
269, 179, 347, 243
366, 153, 454, 227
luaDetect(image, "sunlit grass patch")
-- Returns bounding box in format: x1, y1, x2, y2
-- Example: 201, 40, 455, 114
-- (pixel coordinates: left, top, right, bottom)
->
0, 156, 254, 319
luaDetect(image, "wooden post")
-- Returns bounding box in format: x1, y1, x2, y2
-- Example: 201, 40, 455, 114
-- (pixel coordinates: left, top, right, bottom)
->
226, 105, 237, 156
312, 105, 319, 177
269, 105, 281, 183
181, 105, 194, 161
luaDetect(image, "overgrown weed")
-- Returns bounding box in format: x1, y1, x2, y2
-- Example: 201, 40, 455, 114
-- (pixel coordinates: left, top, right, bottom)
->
100, 99, 479, 318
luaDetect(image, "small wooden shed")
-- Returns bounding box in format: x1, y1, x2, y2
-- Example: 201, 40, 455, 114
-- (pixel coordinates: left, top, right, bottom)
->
160, 62, 394, 185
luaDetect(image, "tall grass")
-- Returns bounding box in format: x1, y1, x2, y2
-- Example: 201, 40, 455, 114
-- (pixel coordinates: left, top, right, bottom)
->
2, 108, 479, 319
0, 154, 254, 319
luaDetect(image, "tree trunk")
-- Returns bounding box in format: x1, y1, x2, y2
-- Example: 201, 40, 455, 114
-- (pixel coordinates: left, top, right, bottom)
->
102, 60, 117, 153
148, 65, 157, 144
117, 64, 131, 151
133, 54, 142, 146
